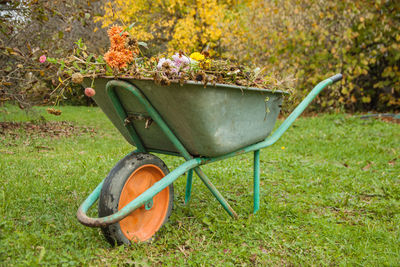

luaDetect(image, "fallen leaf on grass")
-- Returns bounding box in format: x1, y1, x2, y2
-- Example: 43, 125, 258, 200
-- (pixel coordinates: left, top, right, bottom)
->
46, 108, 62, 116
379, 117, 400, 124
388, 158, 397, 166
224, 248, 231, 254
250, 254, 257, 264
362, 162, 373, 171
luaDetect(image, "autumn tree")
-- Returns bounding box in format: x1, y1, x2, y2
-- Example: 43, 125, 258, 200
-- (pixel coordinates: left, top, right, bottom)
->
95, 0, 247, 55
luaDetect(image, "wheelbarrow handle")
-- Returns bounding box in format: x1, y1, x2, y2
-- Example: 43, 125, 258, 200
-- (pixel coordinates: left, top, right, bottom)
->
265, 73, 343, 144
330, 73, 343, 83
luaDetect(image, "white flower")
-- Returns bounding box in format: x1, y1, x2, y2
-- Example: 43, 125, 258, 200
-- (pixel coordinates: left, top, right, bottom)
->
172, 53, 190, 68
157, 57, 178, 73
157, 57, 174, 69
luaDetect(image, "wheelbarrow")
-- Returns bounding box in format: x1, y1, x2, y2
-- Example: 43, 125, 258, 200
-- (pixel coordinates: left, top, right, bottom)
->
77, 74, 342, 245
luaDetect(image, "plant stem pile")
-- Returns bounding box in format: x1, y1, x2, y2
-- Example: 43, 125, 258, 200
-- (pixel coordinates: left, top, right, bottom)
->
48, 25, 294, 94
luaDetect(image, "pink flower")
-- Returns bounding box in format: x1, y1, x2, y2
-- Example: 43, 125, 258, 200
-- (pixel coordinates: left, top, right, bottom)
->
172, 53, 190, 68
157, 58, 178, 73
84, 87, 96, 97
39, 55, 47, 63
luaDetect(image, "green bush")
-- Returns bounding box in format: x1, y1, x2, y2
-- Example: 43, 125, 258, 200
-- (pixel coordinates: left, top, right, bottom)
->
222, 0, 399, 111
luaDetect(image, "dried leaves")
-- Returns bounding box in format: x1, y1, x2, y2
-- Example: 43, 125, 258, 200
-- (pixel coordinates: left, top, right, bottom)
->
46, 108, 62, 116
0, 121, 95, 140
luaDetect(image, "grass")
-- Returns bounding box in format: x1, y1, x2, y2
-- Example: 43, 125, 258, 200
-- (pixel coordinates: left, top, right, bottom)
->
0, 104, 399, 265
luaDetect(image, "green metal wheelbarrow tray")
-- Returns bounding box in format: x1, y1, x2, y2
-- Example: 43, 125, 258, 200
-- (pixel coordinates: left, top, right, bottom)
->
77, 73, 342, 245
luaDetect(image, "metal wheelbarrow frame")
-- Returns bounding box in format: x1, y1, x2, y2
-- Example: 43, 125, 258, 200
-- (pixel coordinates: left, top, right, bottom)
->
77, 74, 342, 230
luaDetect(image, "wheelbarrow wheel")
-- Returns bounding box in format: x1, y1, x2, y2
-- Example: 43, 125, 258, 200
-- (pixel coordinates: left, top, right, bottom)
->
98, 152, 173, 246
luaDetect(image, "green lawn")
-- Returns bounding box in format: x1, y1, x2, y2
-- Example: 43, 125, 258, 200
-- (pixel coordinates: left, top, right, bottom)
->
0, 105, 399, 265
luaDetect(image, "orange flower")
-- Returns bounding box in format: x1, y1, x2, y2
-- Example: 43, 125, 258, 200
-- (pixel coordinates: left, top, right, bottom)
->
107, 25, 126, 38
107, 26, 127, 50
104, 25, 136, 70
112, 35, 128, 50
104, 49, 134, 70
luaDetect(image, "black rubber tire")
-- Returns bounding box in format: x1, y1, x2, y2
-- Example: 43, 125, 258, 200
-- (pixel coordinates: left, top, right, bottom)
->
98, 152, 174, 246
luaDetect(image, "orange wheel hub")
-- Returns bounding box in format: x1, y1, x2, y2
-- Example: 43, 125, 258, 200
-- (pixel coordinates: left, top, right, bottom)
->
118, 164, 170, 242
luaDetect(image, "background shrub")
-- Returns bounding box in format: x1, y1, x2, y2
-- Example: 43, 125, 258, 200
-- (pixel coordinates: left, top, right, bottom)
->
97, 0, 399, 112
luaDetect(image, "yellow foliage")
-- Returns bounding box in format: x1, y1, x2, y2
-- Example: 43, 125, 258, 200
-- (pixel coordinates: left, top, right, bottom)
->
96, 0, 244, 53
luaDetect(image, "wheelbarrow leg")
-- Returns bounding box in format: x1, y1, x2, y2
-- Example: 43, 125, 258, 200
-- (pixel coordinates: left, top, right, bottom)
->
184, 169, 194, 205
194, 167, 238, 219
253, 150, 260, 213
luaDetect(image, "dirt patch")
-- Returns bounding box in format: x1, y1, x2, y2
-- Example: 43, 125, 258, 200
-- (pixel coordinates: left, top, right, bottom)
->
360, 113, 400, 124
376, 116, 400, 124
0, 121, 96, 139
